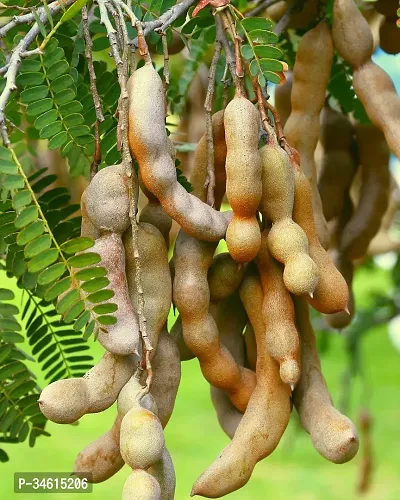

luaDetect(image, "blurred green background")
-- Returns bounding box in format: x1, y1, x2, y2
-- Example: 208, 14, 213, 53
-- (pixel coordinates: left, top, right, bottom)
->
0, 262, 399, 500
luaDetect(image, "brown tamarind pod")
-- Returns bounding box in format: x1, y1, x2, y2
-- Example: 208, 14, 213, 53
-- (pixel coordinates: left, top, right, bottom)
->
128, 63, 228, 242
293, 297, 359, 463
244, 323, 257, 372
292, 164, 349, 314
82, 164, 131, 234
224, 95, 262, 263
170, 315, 195, 361
123, 470, 161, 500
284, 22, 333, 249
340, 123, 390, 260
124, 222, 171, 355
259, 136, 318, 297
379, 16, 400, 55
148, 448, 176, 500
257, 230, 301, 386
273, 71, 292, 129
318, 105, 357, 222
190, 110, 227, 210
208, 252, 245, 303
80, 197, 100, 240
39, 352, 134, 424
332, 0, 374, 68
210, 387, 242, 440
192, 269, 290, 497
173, 230, 256, 412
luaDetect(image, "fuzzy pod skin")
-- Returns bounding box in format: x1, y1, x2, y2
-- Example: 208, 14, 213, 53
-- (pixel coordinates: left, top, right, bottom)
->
82, 164, 131, 234
122, 470, 161, 500
273, 71, 292, 129
318, 105, 357, 222
173, 230, 256, 412
293, 297, 359, 464
207, 252, 245, 303
292, 165, 349, 314
170, 315, 195, 361
127, 63, 228, 242
284, 22, 333, 249
39, 352, 134, 424
80, 200, 100, 240
379, 16, 400, 55
257, 230, 301, 386
332, 0, 374, 68
89, 233, 141, 356
224, 96, 262, 263
148, 448, 176, 500
190, 110, 227, 210
192, 270, 291, 498
244, 324, 257, 372
340, 124, 390, 260
124, 222, 171, 356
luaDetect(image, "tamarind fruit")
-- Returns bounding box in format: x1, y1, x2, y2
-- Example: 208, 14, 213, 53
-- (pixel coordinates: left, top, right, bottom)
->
148, 448, 176, 500
259, 135, 318, 297
124, 222, 171, 355
379, 16, 400, 55
257, 230, 300, 386
123, 470, 161, 500
265, 0, 319, 29
210, 386, 242, 440
273, 71, 292, 129
39, 352, 134, 424
207, 252, 245, 303
81, 202, 100, 240
293, 297, 359, 463
170, 315, 195, 361
318, 105, 357, 222
190, 110, 227, 210
173, 229, 256, 412
128, 63, 229, 242
192, 269, 290, 497
292, 163, 349, 314
284, 22, 333, 249
224, 95, 262, 263
340, 123, 390, 260
243, 323, 257, 372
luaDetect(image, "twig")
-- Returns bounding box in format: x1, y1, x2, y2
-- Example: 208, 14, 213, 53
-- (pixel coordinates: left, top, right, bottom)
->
215, 14, 240, 93
203, 40, 221, 208
245, 0, 282, 16
162, 35, 170, 86
274, 0, 305, 35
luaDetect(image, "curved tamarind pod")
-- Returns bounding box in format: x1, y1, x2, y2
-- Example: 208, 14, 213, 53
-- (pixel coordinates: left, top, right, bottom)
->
273, 71, 292, 129
260, 138, 318, 297
293, 297, 359, 463
379, 16, 400, 55
257, 230, 300, 386
208, 252, 245, 303
190, 110, 227, 210
224, 95, 262, 263
292, 165, 349, 314
193, 270, 290, 497
210, 387, 242, 440
90, 233, 141, 356
82, 164, 130, 234
149, 448, 176, 500
128, 63, 228, 242
332, 0, 374, 68
39, 352, 134, 424
124, 222, 171, 355
123, 470, 161, 500
80, 197, 100, 239
244, 324, 257, 372
352, 61, 400, 160
173, 230, 256, 412
318, 105, 357, 222
340, 124, 390, 260
170, 315, 195, 361
284, 22, 333, 249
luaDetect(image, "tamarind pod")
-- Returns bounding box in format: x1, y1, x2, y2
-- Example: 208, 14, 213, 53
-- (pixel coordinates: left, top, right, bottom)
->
207, 252, 245, 303
284, 22, 333, 249
82, 164, 131, 234
340, 124, 390, 260
293, 297, 359, 463
332, 0, 374, 68
244, 323, 257, 372
257, 230, 301, 386
90, 233, 141, 356
352, 61, 400, 160
190, 110, 227, 210
273, 71, 292, 129
265, 0, 319, 29
264, 1, 286, 21
128, 63, 228, 242
318, 105, 357, 222
260, 141, 318, 297
118, 375, 159, 419
149, 448, 176, 500
292, 166, 349, 314
210, 387, 242, 439
124, 222, 171, 355
224, 96, 262, 263
123, 470, 161, 500
39, 352, 134, 424
80, 195, 100, 239
379, 16, 400, 55
192, 270, 290, 497
173, 230, 256, 412
170, 315, 195, 361
367, 233, 400, 256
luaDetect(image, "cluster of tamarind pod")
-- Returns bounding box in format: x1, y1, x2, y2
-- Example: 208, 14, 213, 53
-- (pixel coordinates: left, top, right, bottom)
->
35, 1, 400, 498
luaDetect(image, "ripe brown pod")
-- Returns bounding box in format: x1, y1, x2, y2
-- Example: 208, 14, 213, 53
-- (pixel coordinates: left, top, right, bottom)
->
149, 448, 176, 500
244, 323, 257, 372
170, 315, 195, 361
207, 252, 245, 303
274, 71, 292, 129
293, 297, 359, 464
224, 95, 262, 263
128, 63, 228, 242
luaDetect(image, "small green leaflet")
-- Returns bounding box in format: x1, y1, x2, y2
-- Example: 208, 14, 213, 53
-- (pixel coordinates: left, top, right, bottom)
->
60, 0, 89, 23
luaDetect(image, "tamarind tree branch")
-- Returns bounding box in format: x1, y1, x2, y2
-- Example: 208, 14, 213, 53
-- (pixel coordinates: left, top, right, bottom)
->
274, 0, 305, 35
245, 0, 281, 17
